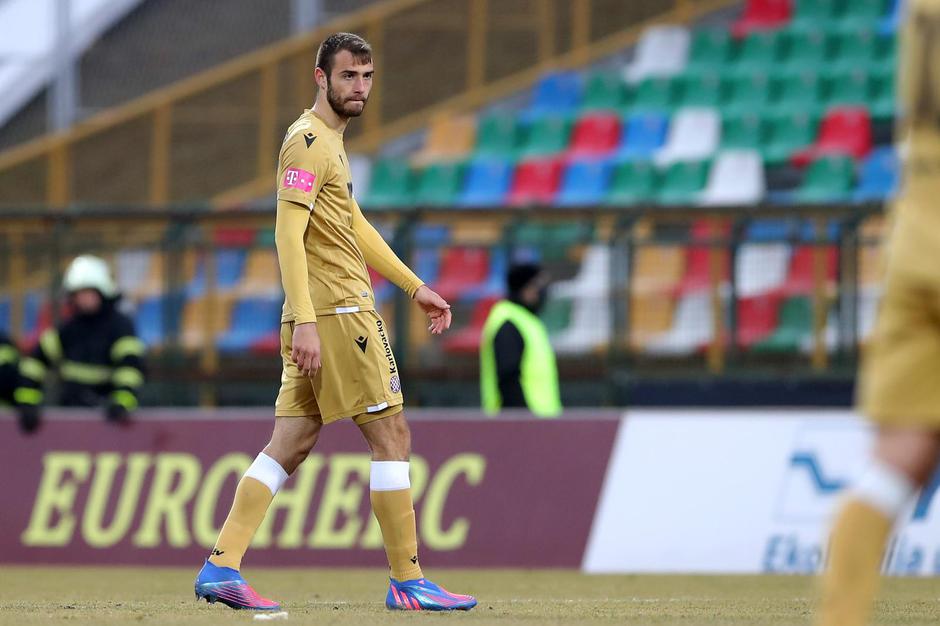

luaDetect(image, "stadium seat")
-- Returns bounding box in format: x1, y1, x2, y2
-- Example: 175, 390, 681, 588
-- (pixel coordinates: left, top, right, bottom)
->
773, 70, 825, 117
721, 113, 766, 150
764, 111, 818, 165
115, 249, 155, 298
187, 250, 247, 297
839, 0, 889, 30
780, 245, 838, 295
687, 30, 733, 70
869, 68, 896, 121
699, 150, 766, 205
724, 71, 774, 115
631, 245, 686, 294
792, 107, 872, 165
412, 248, 442, 286
629, 291, 677, 349
461, 247, 508, 301
790, 0, 839, 29
737, 294, 782, 348
746, 219, 796, 242
752, 296, 812, 352
518, 116, 572, 158
624, 25, 690, 83
508, 158, 564, 206
216, 297, 282, 351
732, 0, 793, 37
679, 71, 725, 109
581, 70, 628, 112
644, 291, 714, 355
568, 112, 621, 157
606, 160, 658, 205
783, 26, 832, 70
794, 155, 855, 202
361, 157, 414, 208
134, 296, 172, 348
179, 296, 233, 350
657, 160, 711, 205
618, 113, 669, 159
414, 161, 466, 206
432, 247, 490, 302
413, 223, 451, 247
475, 112, 520, 158
441, 296, 499, 354
552, 245, 611, 300
629, 76, 678, 114
412, 115, 476, 165
459, 159, 514, 206
542, 297, 573, 335
237, 249, 281, 297
832, 27, 882, 70
349, 154, 372, 199
551, 246, 612, 354
735, 30, 787, 72
654, 108, 720, 165
854, 146, 898, 201
737, 243, 791, 297
826, 70, 872, 109
255, 227, 276, 249
511, 221, 595, 261
529, 72, 582, 116
213, 228, 255, 247
879, 0, 902, 35
557, 159, 614, 206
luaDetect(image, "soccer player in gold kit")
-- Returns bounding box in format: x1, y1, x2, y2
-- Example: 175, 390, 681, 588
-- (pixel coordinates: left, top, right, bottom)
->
194, 33, 476, 612
818, 2, 940, 624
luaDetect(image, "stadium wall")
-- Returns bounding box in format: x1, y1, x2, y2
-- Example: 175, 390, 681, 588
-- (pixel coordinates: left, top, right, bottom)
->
3, 409, 939, 574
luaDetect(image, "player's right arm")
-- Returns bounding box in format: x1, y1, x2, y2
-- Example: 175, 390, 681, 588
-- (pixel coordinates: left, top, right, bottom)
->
274, 134, 331, 376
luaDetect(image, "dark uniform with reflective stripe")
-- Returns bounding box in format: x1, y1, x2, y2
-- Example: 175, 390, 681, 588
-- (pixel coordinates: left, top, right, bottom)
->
15, 301, 145, 412
0, 332, 19, 407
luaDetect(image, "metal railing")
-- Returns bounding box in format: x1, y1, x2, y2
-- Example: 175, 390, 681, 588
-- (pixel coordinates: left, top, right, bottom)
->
0, 0, 738, 209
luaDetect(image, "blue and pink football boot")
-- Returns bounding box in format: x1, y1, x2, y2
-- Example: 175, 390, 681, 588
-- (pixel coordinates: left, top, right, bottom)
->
194, 560, 280, 611
386, 577, 477, 611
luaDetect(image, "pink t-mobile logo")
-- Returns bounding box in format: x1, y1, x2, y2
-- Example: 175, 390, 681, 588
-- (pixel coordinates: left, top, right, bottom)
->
283, 168, 315, 192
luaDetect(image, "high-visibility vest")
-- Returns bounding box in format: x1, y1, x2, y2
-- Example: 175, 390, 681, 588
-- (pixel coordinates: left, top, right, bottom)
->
479, 300, 561, 418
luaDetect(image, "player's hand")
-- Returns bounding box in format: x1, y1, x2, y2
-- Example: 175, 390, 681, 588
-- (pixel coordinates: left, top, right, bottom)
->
414, 285, 451, 335
292, 322, 322, 376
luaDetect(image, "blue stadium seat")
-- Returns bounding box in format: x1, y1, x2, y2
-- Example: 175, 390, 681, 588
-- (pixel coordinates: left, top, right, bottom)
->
798, 219, 842, 242
217, 297, 282, 351
745, 219, 796, 242
0, 297, 10, 332
879, 0, 902, 35
134, 296, 173, 347
413, 249, 441, 286
854, 147, 899, 201
618, 113, 669, 160
461, 248, 508, 301
22, 292, 43, 336
459, 159, 514, 206
528, 72, 582, 117
188, 250, 248, 296
556, 159, 614, 206
413, 223, 451, 247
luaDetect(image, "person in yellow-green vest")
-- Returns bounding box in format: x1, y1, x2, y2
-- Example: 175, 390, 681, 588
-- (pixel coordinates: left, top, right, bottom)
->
480, 262, 561, 417
14, 255, 146, 433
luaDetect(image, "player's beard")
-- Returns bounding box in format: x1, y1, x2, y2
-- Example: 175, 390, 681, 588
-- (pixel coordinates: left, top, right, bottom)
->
327, 81, 367, 118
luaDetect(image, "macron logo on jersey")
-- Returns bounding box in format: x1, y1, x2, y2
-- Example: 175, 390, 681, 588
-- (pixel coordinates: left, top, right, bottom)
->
283, 167, 315, 193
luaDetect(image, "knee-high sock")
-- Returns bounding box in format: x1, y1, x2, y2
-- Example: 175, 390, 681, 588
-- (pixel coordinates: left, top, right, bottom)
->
371, 461, 423, 581
209, 452, 288, 571
817, 462, 915, 626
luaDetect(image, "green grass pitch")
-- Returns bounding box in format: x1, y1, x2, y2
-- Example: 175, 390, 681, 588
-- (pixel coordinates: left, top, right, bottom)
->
1, 567, 939, 624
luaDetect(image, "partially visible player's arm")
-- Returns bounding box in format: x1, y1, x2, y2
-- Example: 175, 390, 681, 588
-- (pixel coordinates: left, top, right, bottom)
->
351, 201, 424, 298
275, 199, 318, 324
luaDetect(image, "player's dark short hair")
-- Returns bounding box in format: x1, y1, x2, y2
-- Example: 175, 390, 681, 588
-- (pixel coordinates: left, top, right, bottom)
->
316, 32, 372, 77
507, 263, 543, 295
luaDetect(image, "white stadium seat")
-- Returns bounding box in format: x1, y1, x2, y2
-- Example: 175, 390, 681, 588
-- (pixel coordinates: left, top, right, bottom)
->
624, 25, 690, 84
654, 108, 720, 166
699, 150, 766, 205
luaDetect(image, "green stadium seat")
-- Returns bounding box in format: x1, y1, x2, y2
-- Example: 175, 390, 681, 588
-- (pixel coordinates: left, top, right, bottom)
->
782, 27, 831, 70
679, 71, 725, 108
414, 162, 466, 206
255, 227, 276, 248
826, 70, 871, 109
512, 221, 595, 260
870, 68, 896, 121
794, 155, 855, 203
735, 30, 786, 72
581, 71, 627, 112
362, 158, 414, 208
629, 76, 678, 113
791, 0, 841, 28
752, 297, 812, 352
764, 112, 818, 165
542, 297, 573, 334
838, 0, 888, 29
876, 35, 898, 73
721, 113, 767, 150
475, 113, 520, 158
774, 70, 825, 116
832, 28, 881, 70
518, 116, 572, 158
725, 72, 774, 115
657, 160, 709, 205
688, 30, 733, 70
606, 160, 658, 205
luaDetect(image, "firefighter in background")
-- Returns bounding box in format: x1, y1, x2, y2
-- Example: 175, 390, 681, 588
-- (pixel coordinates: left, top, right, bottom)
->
15, 255, 145, 433
0, 331, 19, 410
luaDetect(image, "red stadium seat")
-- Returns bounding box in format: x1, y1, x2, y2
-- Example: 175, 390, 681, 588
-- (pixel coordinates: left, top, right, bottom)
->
432, 247, 490, 302
442, 296, 500, 354
250, 330, 280, 354
213, 227, 256, 247
780, 245, 838, 296
737, 294, 782, 347
792, 107, 872, 166
732, 0, 792, 37
568, 113, 621, 158
678, 220, 731, 294
508, 158, 564, 206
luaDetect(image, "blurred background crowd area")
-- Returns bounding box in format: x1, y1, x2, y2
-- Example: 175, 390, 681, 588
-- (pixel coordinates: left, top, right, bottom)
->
0, 0, 901, 407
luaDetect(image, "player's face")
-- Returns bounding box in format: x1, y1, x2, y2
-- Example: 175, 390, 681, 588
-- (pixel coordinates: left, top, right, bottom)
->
326, 50, 373, 118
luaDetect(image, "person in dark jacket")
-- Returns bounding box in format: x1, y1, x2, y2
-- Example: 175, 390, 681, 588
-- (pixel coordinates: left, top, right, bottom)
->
0, 331, 19, 409
15, 255, 145, 433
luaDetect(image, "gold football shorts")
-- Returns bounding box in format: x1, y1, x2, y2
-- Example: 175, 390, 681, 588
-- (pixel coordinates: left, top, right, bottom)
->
274, 311, 404, 425
859, 264, 940, 426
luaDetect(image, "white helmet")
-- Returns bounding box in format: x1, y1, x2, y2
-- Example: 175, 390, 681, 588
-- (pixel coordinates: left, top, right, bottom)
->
63, 255, 118, 298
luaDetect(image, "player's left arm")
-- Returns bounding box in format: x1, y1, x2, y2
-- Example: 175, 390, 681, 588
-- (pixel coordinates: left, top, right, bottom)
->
351, 201, 451, 334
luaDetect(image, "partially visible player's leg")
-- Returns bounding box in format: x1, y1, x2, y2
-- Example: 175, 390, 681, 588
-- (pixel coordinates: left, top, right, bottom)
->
358, 410, 476, 611
818, 428, 939, 626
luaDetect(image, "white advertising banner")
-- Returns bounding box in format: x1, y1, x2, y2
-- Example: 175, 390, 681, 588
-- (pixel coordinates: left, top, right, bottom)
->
584, 411, 940, 575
